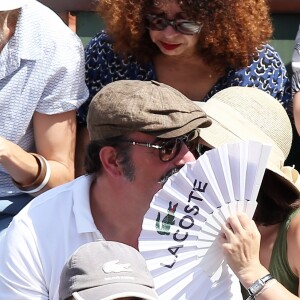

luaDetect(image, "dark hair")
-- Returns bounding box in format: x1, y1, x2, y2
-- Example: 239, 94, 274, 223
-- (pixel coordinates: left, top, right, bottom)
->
97, 0, 272, 73
254, 170, 300, 225
85, 136, 135, 181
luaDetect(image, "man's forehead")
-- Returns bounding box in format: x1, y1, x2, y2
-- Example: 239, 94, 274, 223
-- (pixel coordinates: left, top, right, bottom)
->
127, 131, 157, 141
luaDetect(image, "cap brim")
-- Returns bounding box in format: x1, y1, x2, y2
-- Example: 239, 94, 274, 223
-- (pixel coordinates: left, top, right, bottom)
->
153, 117, 211, 139
73, 282, 159, 300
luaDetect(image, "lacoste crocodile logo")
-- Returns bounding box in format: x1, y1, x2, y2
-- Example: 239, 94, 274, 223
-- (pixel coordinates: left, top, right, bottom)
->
156, 201, 178, 235
102, 260, 132, 273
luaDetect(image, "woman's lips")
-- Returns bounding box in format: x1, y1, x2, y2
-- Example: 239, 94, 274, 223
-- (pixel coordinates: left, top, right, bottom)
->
160, 41, 180, 51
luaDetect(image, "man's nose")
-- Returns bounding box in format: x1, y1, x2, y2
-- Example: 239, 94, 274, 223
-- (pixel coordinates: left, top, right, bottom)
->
173, 142, 196, 165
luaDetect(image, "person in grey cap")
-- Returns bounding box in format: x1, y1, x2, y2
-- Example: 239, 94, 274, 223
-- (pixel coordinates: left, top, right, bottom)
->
59, 241, 159, 300
0, 80, 211, 299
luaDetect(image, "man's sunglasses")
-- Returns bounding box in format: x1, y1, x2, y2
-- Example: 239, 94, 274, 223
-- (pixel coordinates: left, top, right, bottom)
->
145, 13, 202, 35
124, 129, 201, 162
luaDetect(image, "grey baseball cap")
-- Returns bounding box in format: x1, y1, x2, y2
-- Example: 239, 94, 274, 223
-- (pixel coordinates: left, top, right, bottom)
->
0, 0, 26, 10
59, 241, 159, 300
87, 80, 211, 140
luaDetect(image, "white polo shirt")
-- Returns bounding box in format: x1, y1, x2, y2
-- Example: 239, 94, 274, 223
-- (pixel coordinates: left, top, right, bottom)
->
0, 174, 243, 300
0, 175, 104, 300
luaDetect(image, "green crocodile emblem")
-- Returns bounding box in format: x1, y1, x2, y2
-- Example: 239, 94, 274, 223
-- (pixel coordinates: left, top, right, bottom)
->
156, 201, 178, 235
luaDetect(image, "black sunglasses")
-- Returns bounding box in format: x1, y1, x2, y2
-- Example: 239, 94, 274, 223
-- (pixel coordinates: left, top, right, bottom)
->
145, 13, 202, 35
124, 129, 201, 162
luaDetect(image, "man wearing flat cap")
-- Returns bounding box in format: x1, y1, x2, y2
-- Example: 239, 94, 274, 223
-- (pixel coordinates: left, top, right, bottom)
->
0, 80, 211, 299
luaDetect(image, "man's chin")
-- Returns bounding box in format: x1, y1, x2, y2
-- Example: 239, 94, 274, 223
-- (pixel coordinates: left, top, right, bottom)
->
158, 167, 181, 186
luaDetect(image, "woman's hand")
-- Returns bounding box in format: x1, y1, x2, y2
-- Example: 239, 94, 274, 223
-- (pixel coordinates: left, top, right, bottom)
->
220, 213, 268, 287
220, 212, 300, 299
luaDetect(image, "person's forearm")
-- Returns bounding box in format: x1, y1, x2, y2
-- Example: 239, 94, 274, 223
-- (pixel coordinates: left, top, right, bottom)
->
293, 91, 300, 136
254, 280, 299, 300
0, 138, 39, 186
233, 263, 299, 299
0, 137, 74, 195
221, 214, 300, 299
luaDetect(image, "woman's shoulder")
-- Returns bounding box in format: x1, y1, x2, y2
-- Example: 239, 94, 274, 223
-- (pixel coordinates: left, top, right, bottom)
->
85, 30, 155, 83
288, 208, 300, 233
287, 209, 300, 277
223, 44, 285, 79
85, 31, 126, 79
220, 43, 291, 106
244, 43, 286, 72
256, 43, 286, 65
85, 31, 114, 58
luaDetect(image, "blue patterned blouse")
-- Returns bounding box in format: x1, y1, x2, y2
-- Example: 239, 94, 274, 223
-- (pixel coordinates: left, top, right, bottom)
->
79, 31, 292, 124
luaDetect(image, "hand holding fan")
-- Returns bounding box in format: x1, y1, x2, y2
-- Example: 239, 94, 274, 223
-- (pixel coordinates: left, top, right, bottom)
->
139, 140, 271, 300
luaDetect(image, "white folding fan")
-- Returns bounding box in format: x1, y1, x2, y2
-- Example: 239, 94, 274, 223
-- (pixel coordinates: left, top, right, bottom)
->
138, 140, 271, 300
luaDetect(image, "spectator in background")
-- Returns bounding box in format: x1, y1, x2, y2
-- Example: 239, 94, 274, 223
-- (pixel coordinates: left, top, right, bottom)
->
0, 0, 88, 234
292, 25, 300, 135
59, 240, 159, 300
197, 86, 300, 299
75, 0, 292, 175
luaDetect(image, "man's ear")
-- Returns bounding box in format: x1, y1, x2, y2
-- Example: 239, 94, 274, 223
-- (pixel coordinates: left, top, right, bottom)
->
99, 146, 123, 177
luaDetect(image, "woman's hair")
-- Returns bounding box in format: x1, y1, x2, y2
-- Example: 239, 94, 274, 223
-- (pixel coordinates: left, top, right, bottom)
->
85, 136, 135, 181
97, 0, 273, 73
254, 170, 300, 225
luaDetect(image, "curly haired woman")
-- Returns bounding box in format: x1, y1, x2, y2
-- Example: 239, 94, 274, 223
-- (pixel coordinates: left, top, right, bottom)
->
76, 0, 292, 174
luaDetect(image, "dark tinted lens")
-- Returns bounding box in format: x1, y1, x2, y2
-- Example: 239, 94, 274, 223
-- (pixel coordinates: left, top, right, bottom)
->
159, 139, 181, 162
146, 15, 168, 31
199, 144, 211, 155
181, 130, 201, 157
150, 17, 169, 30
187, 138, 201, 158
146, 14, 202, 35
158, 130, 200, 161
185, 138, 197, 151
177, 22, 202, 34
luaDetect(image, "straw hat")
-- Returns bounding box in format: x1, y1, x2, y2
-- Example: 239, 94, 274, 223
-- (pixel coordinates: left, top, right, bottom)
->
0, 0, 26, 11
196, 86, 300, 196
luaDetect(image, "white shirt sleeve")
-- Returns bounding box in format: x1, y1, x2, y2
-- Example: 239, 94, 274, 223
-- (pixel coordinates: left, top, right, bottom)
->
0, 218, 48, 300
292, 25, 300, 73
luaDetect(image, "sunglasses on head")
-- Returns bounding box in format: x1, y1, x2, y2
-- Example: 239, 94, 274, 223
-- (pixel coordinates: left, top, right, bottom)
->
145, 13, 202, 35
125, 129, 201, 162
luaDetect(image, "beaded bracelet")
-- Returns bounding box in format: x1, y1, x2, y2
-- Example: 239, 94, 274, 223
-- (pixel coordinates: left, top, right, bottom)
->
12, 153, 51, 194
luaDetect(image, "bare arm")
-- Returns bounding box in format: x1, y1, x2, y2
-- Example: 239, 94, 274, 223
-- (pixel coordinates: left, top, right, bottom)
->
221, 213, 300, 299
292, 26, 300, 135
0, 110, 76, 195
293, 91, 300, 136
287, 212, 300, 296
